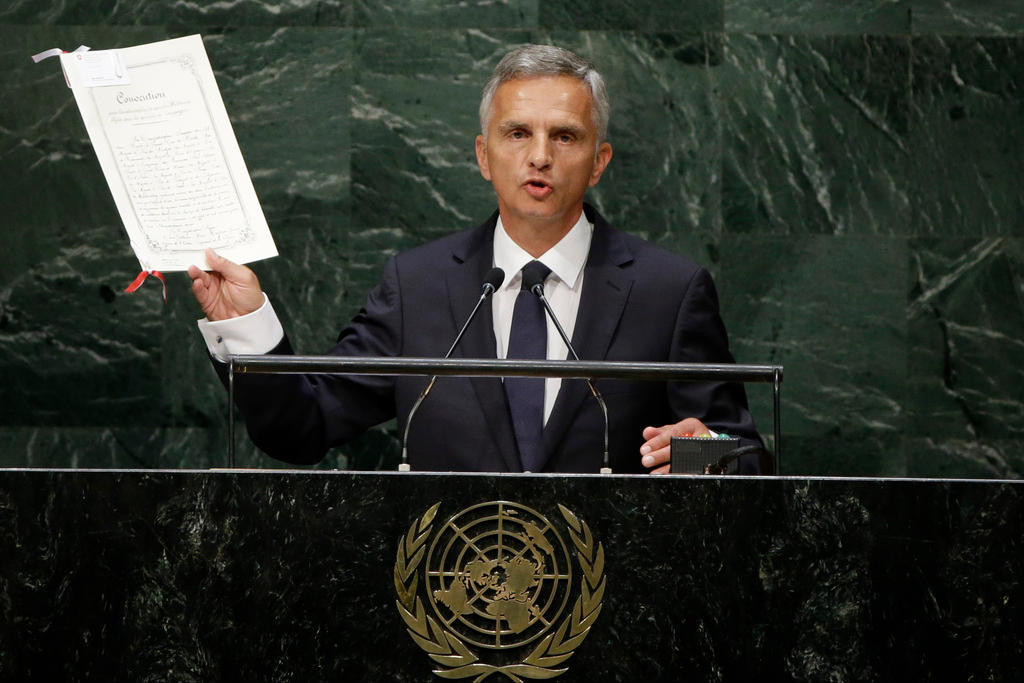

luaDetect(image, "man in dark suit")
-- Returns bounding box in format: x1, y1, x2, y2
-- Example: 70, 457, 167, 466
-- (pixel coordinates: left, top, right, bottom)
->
189, 44, 763, 474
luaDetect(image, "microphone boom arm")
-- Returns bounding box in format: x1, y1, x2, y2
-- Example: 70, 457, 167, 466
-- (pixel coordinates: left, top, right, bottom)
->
531, 284, 612, 474
400, 270, 504, 470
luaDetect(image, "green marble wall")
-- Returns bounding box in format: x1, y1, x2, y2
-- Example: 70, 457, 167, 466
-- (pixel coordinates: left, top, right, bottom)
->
1, 1, 1022, 476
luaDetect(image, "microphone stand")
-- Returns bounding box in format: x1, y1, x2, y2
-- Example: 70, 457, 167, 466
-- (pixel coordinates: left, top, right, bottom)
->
399, 270, 503, 471
529, 282, 612, 474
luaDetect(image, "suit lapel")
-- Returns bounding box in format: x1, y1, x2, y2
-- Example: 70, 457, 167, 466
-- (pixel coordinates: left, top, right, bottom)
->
447, 213, 522, 472
542, 210, 635, 462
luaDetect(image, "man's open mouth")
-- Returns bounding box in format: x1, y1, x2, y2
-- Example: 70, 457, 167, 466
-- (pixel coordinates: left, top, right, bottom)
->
524, 180, 553, 197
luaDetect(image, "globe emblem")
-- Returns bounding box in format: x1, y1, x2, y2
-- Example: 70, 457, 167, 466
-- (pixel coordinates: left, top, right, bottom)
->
425, 501, 573, 649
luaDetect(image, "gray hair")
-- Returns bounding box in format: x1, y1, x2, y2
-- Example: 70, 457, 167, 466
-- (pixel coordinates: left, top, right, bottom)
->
478, 44, 610, 146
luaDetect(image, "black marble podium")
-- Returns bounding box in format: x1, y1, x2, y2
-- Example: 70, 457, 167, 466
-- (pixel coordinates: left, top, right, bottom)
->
1, 470, 1022, 681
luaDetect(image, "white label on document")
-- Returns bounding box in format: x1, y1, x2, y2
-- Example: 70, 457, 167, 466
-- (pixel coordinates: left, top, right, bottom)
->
71, 50, 130, 87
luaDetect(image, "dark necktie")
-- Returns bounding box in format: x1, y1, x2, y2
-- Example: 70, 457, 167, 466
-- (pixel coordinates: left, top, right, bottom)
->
505, 260, 551, 472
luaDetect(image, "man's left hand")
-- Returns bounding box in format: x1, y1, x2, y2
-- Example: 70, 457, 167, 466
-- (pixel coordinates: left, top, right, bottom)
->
640, 418, 711, 474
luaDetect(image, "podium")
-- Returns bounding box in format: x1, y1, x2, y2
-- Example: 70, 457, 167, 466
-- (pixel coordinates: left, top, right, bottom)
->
1, 469, 1022, 680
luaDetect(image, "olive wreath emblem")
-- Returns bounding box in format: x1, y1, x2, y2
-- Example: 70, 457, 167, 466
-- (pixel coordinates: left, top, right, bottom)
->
393, 502, 605, 681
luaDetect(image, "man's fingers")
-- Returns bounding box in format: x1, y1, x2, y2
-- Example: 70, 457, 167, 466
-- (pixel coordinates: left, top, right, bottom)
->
640, 445, 670, 469
188, 264, 212, 285
206, 249, 263, 291
643, 418, 710, 445
206, 249, 233, 273
640, 417, 713, 472
641, 425, 674, 453
641, 425, 664, 441
206, 248, 234, 270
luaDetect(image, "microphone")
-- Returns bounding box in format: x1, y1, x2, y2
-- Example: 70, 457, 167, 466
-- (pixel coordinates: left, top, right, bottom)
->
522, 268, 612, 474
399, 267, 505, 471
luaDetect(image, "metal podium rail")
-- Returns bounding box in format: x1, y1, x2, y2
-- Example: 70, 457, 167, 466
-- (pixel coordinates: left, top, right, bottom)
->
226, 356, 784, 471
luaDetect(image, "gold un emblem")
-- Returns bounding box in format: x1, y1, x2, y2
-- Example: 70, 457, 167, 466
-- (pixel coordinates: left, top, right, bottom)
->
394, 501, 606, 680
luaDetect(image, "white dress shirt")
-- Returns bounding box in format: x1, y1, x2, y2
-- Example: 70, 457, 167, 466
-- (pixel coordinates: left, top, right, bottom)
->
197, 211, 594, 424
491, 212, 591, 422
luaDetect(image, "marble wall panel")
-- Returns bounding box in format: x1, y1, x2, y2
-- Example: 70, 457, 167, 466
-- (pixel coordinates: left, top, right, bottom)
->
725, 0, 911, 35
0, 426, 234, 469
720, 34, 912, 235
907, 239, 1024, 450
1, 27, 355, 438
350, 28, 507, 233
0, 0, 353, 26
719, 235, 908, 475
0, 423, 393, 470
3, 0, 1024, 477
539, 0, 722, 31
906, 436, 1024, 479
782, 433, 909, 477
909, 36, 1024, 236
354, 0, 538, 28
0, 225, 164, 426
0, 25, 168, 289
351, 30, 725, 238
554, 31, 723, 238
182, 27, 354, 349
912, 0, 1024, 36
1, 27, 171, 431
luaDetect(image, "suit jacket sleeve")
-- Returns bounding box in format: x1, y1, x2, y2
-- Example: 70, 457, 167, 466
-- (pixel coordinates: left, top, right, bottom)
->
668, 266, 765, 473
225, 257, 405, 464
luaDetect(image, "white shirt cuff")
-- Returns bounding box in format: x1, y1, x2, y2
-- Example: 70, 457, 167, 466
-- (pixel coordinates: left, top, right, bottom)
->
196, 294, 285, 361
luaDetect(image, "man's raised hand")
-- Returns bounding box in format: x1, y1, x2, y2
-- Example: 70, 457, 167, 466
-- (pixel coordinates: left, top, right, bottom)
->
188, 249, 264, 321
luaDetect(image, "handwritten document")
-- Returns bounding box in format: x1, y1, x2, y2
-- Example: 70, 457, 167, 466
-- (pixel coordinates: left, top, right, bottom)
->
61, 35, 276, 271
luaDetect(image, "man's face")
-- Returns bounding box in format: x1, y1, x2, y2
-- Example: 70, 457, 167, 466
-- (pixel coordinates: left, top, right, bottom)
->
475, 76, 612, 235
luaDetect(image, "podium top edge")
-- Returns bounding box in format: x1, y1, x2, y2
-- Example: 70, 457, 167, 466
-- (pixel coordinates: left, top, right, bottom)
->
0, 468, 1020, 485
